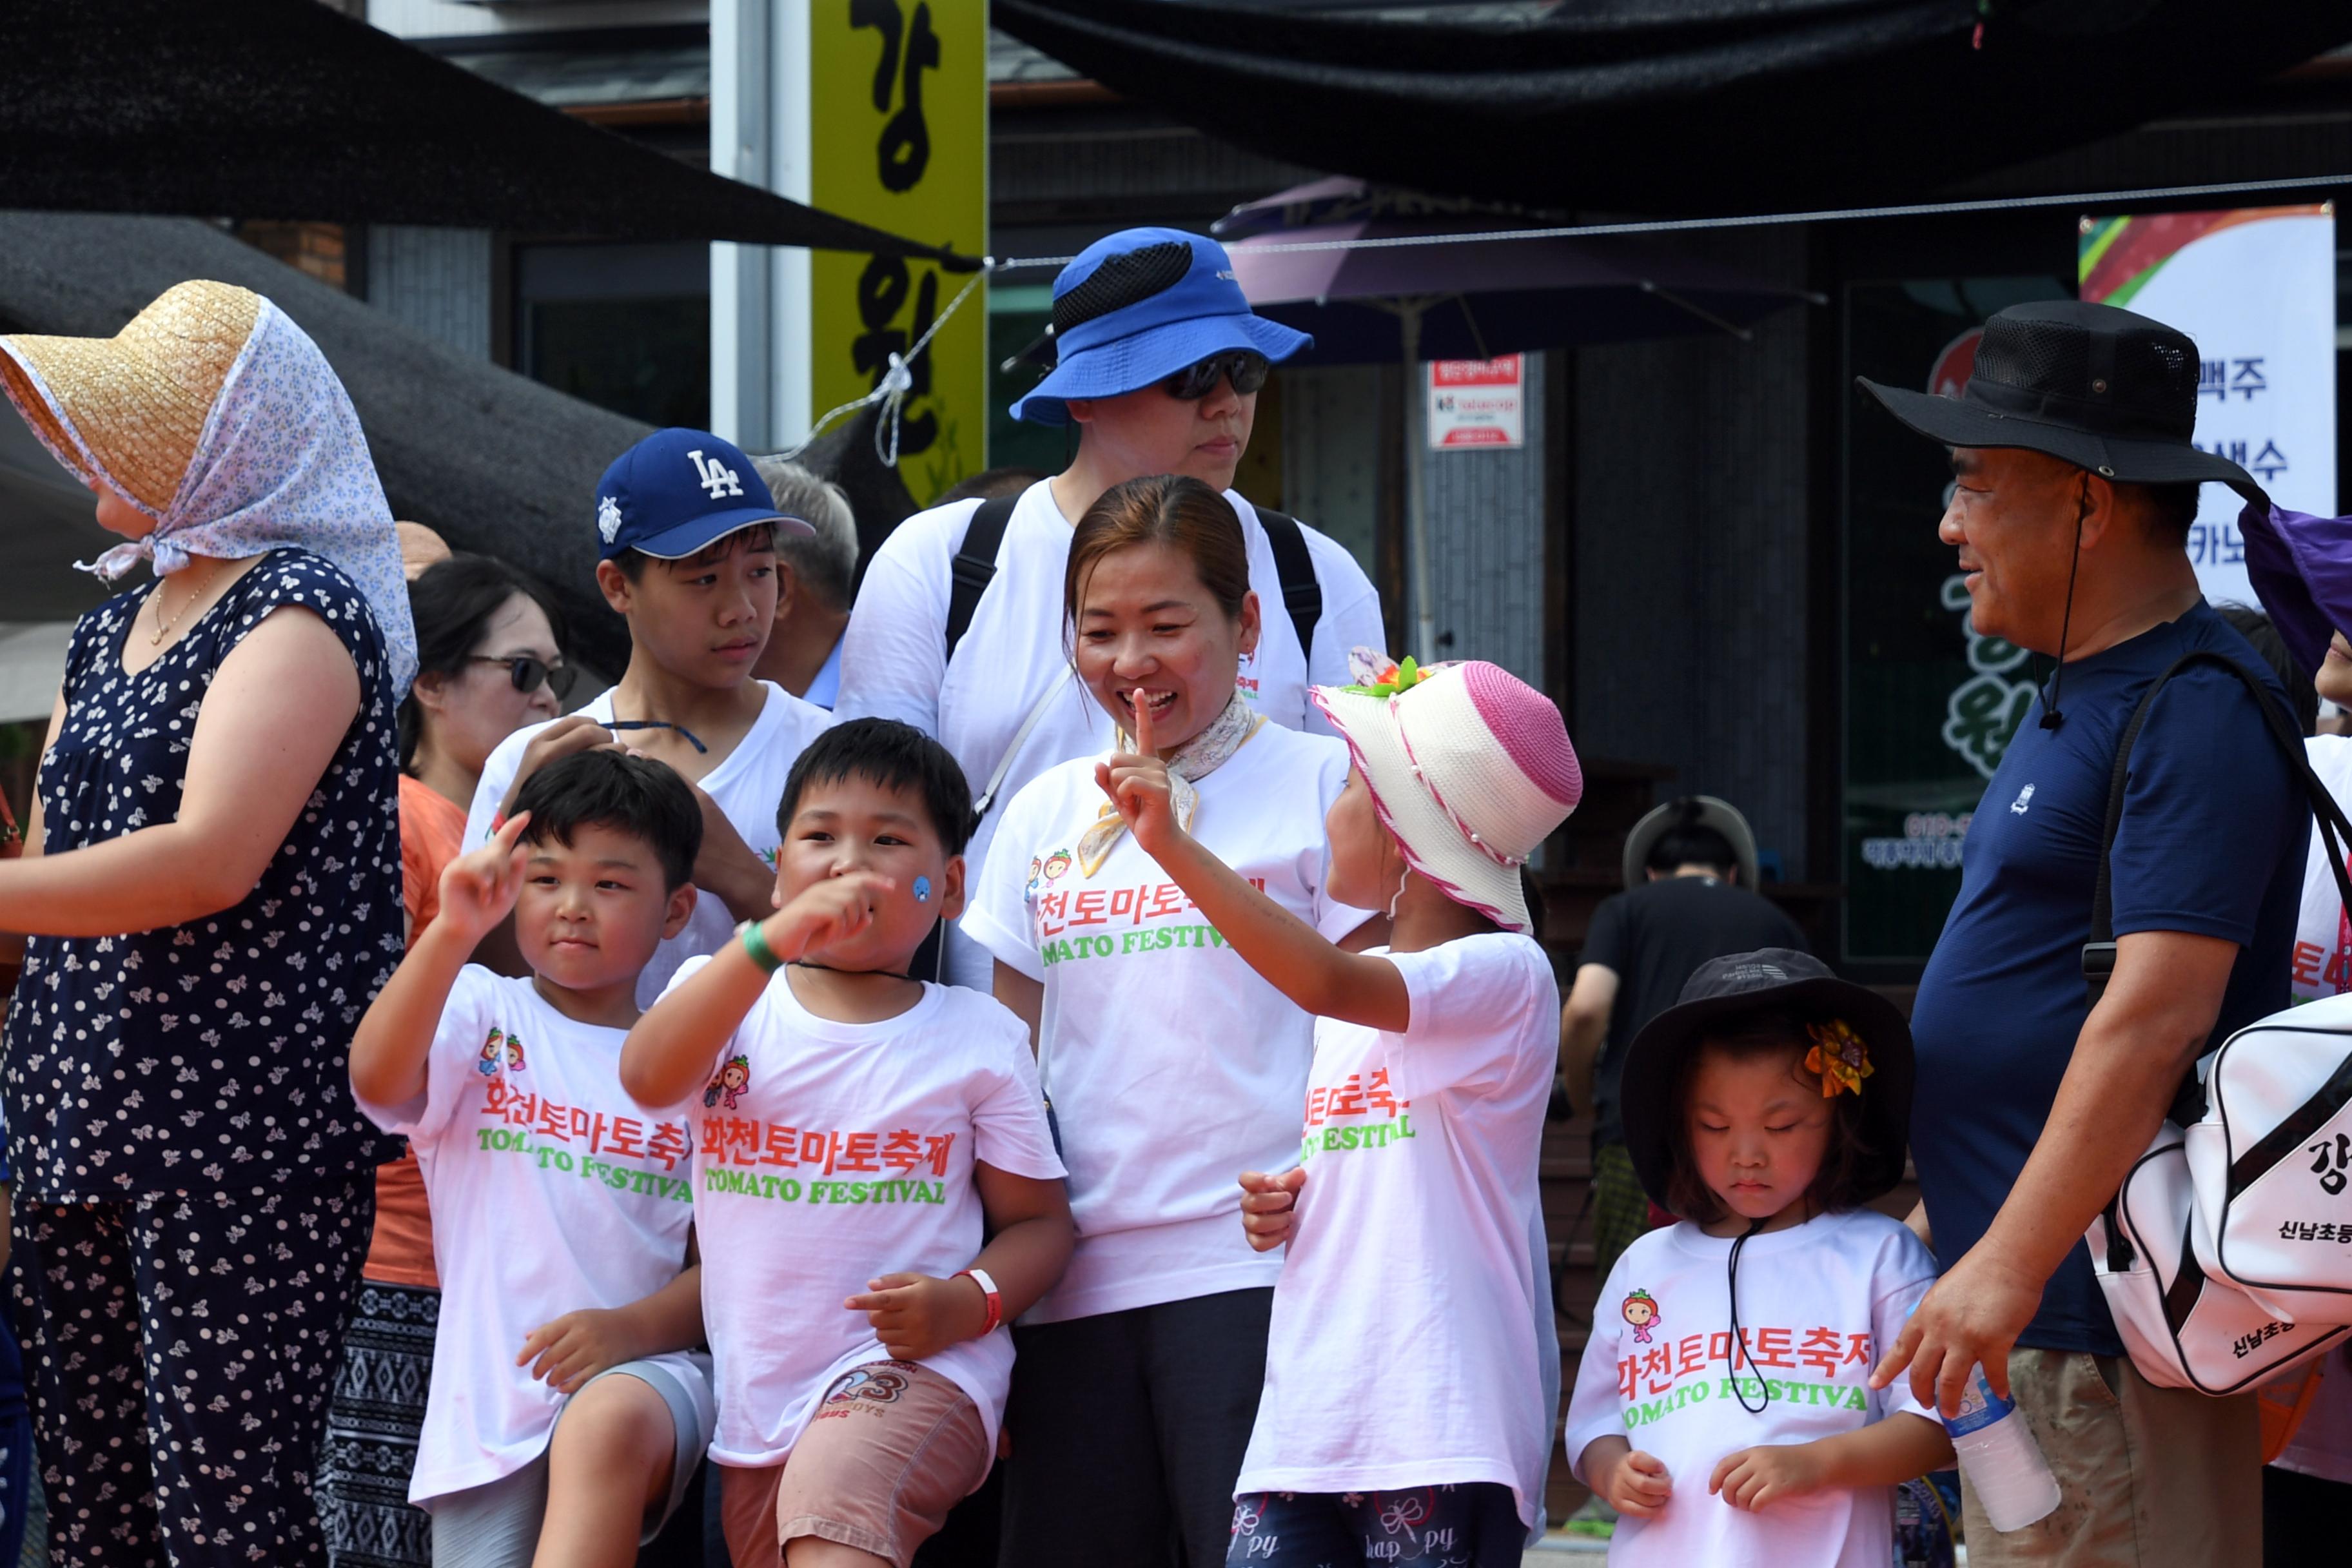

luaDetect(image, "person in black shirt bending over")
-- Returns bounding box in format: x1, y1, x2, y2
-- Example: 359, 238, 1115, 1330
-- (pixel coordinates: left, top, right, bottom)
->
1560, 796, 1805, 1279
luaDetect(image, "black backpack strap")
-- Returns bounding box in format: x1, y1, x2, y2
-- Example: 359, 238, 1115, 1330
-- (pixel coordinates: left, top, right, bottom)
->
1256, 507, 1322, 665
944, 495, 1018, 663
2086, 652, 2352, 1014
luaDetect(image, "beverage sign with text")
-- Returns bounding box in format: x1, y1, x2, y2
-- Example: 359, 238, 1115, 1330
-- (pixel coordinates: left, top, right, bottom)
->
1426, 355, 1524, 449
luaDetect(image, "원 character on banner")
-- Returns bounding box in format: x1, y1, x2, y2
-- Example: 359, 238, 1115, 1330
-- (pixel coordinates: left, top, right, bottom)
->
835, 226, 1384, 991
1856, 299, 2305, 1563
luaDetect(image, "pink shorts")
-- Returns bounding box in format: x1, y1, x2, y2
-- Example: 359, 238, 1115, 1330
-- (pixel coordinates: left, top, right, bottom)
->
720, 1361, 992, 1567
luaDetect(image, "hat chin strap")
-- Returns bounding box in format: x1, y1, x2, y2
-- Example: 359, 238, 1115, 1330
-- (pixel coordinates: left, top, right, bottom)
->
2039, 480, 2092, 732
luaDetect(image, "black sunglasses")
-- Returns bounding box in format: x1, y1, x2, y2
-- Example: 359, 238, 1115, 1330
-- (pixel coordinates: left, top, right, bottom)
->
1162, 351, 1271, 401
473, 655, 578, 701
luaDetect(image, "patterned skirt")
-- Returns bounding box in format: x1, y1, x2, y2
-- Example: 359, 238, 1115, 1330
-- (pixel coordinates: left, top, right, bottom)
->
317, 1280, 440, 1568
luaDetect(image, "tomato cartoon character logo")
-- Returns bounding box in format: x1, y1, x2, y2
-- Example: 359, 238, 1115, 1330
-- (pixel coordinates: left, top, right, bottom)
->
1621, 1288, 1660, 1344
704, 1055, 750, 1111
1043, 849, 1072, 882
504, 1034, 526, 1073
1026, 858, 1043, 897
477, 1028, 507, 1077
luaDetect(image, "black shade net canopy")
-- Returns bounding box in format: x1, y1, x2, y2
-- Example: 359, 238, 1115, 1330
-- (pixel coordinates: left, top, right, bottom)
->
0, 0, 975, 267
993, 0, 2352, 218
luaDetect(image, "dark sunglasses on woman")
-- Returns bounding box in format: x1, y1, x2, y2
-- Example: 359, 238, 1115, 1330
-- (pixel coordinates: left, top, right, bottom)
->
1162, 351, 1271, 401
473, 654, 578, 701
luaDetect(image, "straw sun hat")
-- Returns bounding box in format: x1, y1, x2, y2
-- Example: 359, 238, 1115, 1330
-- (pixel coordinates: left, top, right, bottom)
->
0, 280, 261, 516
1311, 659, 1583, 932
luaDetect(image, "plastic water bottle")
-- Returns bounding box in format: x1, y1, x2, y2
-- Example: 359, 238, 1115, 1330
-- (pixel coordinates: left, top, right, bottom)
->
1941, 1367, 2061, 1532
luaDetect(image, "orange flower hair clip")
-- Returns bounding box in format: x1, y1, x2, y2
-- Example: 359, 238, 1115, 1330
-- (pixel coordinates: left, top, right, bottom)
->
1804, 1019, 1874, 1099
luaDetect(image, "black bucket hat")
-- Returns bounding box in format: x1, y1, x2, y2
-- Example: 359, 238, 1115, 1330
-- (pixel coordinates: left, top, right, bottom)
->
1620, 949, 1914, 1216
1857, 299, 2264, 502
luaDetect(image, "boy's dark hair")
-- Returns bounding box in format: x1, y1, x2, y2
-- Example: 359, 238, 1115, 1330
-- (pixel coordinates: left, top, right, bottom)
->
611, 522, 778, 583
511, 750, 703, 891
2217, 602, 2318, 738
1662, 1008, 1878, 1224
1648, 822, 1739, 878
777, 718, 974, 855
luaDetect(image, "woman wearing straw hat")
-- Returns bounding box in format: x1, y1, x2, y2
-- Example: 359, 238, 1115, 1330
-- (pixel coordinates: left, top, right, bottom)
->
0, 280, 415, 1566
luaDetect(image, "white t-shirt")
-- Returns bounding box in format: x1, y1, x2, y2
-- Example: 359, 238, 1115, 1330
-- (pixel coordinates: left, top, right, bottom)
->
1235, 934, 1559, 1524
658, 963, 1064, 1468
463, 681, 832, 1008
835, 478, 1385, 991
355, 966, 702, 1505
961, 720, 1367, 1322
2288, 735, 2352, 1004
1563, 1211, 1939, 1568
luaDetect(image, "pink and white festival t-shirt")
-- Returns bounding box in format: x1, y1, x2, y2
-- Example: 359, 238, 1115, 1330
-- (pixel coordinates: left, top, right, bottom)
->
660, 965, 1064, 1468
962, 720, 1368, 1323
1563, 1210, 1939, 1568
357, 966, 701, 1506
1234, 934, 1560, 1524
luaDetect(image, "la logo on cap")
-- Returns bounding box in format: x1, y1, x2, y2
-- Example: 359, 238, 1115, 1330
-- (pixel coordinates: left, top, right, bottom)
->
596, 495, 623, 544
688, 449, 743, 501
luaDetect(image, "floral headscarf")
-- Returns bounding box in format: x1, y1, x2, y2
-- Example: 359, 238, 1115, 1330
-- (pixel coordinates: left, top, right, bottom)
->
0, 283, 418, 695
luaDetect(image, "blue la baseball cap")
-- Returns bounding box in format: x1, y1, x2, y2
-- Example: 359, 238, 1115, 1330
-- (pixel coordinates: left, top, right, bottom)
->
1008, 228, 1312, 427
594, 428, 814, 562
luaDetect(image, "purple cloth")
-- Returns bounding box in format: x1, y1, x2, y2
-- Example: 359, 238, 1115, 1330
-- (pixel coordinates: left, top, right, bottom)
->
2241, 497, 2352, 677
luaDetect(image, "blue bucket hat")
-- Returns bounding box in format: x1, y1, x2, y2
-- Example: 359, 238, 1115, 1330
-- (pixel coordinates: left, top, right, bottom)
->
594, 427, 813, 562
1008, 228, 1312, 427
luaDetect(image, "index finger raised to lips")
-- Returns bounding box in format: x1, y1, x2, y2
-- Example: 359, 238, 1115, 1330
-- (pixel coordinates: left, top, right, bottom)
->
1132, 687, 1155, 756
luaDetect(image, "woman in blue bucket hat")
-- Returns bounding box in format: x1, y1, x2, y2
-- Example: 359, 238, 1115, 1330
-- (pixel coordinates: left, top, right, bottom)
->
837, 228, 1386, 994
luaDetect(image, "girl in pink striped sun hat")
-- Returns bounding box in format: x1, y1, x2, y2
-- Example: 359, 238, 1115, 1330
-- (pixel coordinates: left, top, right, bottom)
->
1095, 653, 1582, 1561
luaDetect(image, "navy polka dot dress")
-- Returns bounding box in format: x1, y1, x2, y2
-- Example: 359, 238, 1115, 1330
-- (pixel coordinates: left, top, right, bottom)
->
5, 547, 402, 1199
2, 548, 401, 1564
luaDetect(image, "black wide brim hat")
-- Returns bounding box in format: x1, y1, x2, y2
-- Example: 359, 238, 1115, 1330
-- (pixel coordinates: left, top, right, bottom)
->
1620, 948, 1914, 1217
1856, 299, 2266, 502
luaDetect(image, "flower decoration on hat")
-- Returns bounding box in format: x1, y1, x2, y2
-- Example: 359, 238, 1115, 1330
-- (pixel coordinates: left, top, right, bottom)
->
1804, 1019, 1874, 1099
1342, 646, 1436, 699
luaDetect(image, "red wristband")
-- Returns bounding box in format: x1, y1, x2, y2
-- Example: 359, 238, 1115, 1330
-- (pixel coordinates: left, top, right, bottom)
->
957, 1268, 1003, 1335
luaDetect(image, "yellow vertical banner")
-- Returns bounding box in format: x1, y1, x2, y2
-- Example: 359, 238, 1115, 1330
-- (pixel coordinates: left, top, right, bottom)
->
808, 0, 988, 504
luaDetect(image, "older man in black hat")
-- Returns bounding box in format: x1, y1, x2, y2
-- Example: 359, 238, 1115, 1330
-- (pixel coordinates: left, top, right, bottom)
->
1858, 300, 2306, 1562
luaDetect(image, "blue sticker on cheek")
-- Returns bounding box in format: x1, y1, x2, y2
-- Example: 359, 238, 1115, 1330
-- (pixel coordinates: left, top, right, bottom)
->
914, 876, 932, 904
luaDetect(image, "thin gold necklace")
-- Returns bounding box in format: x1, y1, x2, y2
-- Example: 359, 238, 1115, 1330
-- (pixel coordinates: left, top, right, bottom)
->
150, 559, 225, 647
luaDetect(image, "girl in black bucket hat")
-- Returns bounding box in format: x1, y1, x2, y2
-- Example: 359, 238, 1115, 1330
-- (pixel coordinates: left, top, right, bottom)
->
1562, 950, 1954, 1565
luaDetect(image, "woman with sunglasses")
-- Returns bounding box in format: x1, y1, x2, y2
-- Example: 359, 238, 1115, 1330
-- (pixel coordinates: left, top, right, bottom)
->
315, 551, 569, 1568
836, 227, 1387, 994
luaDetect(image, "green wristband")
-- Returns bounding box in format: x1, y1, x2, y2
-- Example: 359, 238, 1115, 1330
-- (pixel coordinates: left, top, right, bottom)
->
738, 919, 785, 974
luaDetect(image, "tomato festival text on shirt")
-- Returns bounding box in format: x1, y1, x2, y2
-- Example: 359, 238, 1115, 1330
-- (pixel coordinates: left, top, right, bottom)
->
1032, 876, 1269, 968
1616, 1324, 1877, 1411
701, 1115, 957, 1179
1298, 1066, 1415, 1164
703, 1168, 950, 1207
482, 1077, 691, 1169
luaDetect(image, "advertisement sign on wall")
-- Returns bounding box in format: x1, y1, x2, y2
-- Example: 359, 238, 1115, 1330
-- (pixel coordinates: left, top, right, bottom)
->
807, 1, 988, 503
1426, 356, 1524, 449
2079, 206, 2337, 608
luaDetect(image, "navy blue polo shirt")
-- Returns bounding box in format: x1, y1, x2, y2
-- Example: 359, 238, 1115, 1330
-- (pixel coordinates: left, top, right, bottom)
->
1908, 602, 2305, 1356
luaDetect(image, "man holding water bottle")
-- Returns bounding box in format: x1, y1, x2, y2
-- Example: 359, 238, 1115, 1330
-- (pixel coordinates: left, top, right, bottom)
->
1856, 300, 2306, 1562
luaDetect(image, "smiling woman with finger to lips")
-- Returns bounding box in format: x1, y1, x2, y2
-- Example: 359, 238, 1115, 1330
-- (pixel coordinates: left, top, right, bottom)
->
961, 474, 1378, 1568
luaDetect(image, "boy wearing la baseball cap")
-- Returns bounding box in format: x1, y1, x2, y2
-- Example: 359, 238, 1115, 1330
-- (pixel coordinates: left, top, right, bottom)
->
463, 427, 834, 1006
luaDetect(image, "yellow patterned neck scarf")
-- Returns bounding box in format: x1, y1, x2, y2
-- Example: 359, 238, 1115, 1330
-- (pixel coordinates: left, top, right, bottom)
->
1076, 690, 1264, 876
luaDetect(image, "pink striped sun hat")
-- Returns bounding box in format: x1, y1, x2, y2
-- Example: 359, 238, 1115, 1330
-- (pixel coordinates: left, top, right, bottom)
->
1311, 659, 1582, 932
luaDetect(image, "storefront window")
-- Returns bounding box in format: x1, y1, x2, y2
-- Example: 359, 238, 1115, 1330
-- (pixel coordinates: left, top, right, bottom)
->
1840, 275, 2072, 964
513, 241, 710, 430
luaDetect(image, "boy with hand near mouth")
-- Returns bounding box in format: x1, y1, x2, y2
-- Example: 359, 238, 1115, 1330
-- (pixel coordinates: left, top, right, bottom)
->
464, 427, 834, 1007
350, 750, 718, 1568
622, 718, 1072, 1568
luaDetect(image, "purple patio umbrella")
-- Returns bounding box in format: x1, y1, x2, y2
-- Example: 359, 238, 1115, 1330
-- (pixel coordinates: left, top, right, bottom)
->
1217, 180, 1812, 658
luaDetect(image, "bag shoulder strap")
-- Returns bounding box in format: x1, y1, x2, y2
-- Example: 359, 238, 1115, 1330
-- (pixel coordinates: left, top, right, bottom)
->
945, 495, 1018, 664
2086, 651, 2352, 1006
1255, 507, 1323, 665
